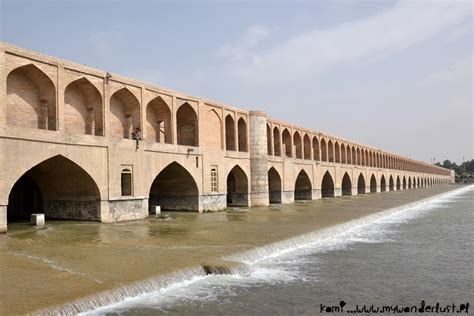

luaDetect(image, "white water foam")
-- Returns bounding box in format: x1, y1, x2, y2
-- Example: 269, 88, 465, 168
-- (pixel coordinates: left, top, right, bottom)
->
226, 185, 473, 265
40, 185, 473, 315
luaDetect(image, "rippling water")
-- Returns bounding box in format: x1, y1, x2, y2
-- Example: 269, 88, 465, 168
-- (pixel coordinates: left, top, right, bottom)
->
86, 186, 473, 315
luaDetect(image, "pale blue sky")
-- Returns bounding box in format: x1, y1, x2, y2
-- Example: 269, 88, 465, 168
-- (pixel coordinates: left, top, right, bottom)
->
1, 0, 472, 163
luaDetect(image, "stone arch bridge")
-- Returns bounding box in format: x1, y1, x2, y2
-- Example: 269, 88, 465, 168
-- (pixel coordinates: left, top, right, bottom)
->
0, 43, 453, 232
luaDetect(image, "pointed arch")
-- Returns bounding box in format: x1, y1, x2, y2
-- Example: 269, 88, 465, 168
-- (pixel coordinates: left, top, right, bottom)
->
177, 102, 198, 146
303, 134, 311, 160
64, 77, 103, 136
313, 137, 320, 161
403, 176, 407, 190
7, 155, 101, 222
334, 141, 340, 163
357, 148, 361, 165
273, 127, 281, 156
7, 64, 57, 130
295, 170, 312, 200
293, 131, 303, 159
341, 143, 346, 164
347, 145, 352, 164
341, 172, 352, 196
268, 167, 282, 203
408, 177, 412, 189
149, 162, 199, 211
380, 175, 387, 192
351, 146, 356, 165
396, 176, 401, 190
328, 140, 334, 162
225, 115, 236, 151
267, 124, 273, 155
237, 118, 248, 152
370, 174, 377, 193
321, 138, 327, 162
389, 175, 394, 191
227, 165, 249, 206
321, 171, 335, 198
357, 173, 366, 194
146, 96, 172, 144
282, 128, 292, 157
110, 88, 141, 139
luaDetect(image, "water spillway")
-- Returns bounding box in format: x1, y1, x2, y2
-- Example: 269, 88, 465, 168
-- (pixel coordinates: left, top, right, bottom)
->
32, 186, 472, 315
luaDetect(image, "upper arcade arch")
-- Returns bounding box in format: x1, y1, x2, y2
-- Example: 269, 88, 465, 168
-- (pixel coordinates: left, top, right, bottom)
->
341, 143, 346, 164
6, 64, 57, 131
237, 118, 248, 152
177, 102, 198, 147
335, 141, 340, 163
273, 127, 281, 156
321, 138, 328, 162
282, 129, 292, 157
146, 96, 172, 144
313, 137, 320, 161
303, 134, 311, 160
328, 140, 334, 162
64, 77, 103, 136
110, 88, 140, 139
293, 131, 303, 159
226, 115, 236, 151
267, 124, 272, 155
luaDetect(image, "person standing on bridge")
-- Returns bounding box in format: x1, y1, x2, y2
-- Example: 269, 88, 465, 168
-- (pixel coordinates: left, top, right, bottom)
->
131, 128, 142, 150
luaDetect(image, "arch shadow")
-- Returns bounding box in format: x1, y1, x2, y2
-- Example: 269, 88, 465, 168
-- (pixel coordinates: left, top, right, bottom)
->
149, 162, 199, 211
227, 165, 249, 207
8, 155, 101, 222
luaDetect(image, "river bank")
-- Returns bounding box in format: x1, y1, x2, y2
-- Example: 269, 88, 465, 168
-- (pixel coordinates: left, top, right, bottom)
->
0, 185, 462, 315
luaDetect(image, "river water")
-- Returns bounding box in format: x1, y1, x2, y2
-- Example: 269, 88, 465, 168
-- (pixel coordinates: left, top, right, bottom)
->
84, 185, 473, 315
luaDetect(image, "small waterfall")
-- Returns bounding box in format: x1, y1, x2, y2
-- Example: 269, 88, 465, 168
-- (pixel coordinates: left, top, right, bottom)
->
36, 266, 206, 316
36, 185, 471, 315
225, 186, 472, 265
36, 261, 251, 316
202, 259, 251, 277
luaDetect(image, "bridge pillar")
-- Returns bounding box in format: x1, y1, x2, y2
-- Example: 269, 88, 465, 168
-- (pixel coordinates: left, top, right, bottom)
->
0, 205, 6, 233
334, 187, 342, 197
282, 190, 295, 204
249, 111, 269, 206
351, 187, 358, 195
100, 198, 148, 223
312, 189, 321, 200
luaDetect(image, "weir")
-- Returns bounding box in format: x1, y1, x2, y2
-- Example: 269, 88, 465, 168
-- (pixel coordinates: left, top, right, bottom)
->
30, 186, 470, 315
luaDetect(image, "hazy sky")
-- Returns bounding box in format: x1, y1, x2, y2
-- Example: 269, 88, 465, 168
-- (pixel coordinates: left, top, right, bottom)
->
1, 0, 472, 164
